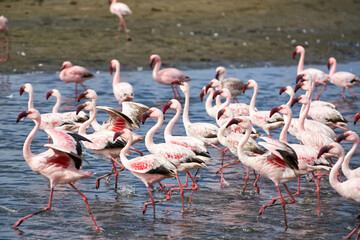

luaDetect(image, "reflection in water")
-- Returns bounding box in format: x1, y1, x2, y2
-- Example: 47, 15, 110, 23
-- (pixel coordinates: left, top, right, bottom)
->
1, 62, 360, 239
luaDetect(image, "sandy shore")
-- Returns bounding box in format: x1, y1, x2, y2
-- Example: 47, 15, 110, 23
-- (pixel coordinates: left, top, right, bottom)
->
1, 0, 360, 73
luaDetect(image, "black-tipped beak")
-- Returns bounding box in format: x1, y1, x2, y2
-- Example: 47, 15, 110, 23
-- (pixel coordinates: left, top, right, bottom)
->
354, 113, 360, 125
296, 74, 304, 84
163, 101, 172, 114
270, 106, 281, 118
113, 130, 123, 141
294, 82, 303, 92
78, 91, 87, 102
76, 103, 86, 115
327, 62, 331, 70
215, 72, 220, 80
292, 50, 297, 59
199, 91, 205, 102
336, 133, 349, 143
109, 66, 114, 75
149, 59, 155, 69
141, 110, 152, 124
242, 84, 248, 93
291, 97, 301, 107
171, 80, 182, 85
226, 118, 243, 128
217, 109, 225, 120
19, 86, 25, 95
60, 65, 66, 71
46, 90, 53, 100
213, 90, 222, 100
318, 145, 332, 158
17, 110, 29, 123
279, 87, 287, 95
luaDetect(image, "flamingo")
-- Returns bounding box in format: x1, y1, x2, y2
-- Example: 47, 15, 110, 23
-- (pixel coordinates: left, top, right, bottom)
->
355, 113, 360, 124
109, 0, 132, 41
270, 104, 331, 215
149, 54, 191, 99
0, 16, 9, 62
59, 61, 94, 95
336, 131, 360, 179
327, 57, 360, 99
318, 143, 360, 239
242, 79, 284, 137
226, 117, 299, 230
15, 108, 103, 233
214, 66, 244, 102
110, 59, 134, 109
200, 83, 222, 119
141, 107, 209, 211
212, 87, 252, 116
292, 45, 329, 100
46, 88, 89, 129
115, 129, 177, 217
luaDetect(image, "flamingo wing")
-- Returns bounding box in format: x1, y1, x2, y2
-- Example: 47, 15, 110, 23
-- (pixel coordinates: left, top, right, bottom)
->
96, 106, 134, 131
121, 102, 150, 128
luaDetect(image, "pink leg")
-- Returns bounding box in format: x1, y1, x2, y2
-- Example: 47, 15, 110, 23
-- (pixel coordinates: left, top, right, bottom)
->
316, 82, 327, 100
242, 167, 249, 193
13, 187, 54, 228
175, 172, 185, 213
143, 185, 157, 218
120, 17, 131, 41
253, 173, 261, 193
171, 85, 177, 99
187, 171, 198, 203
130, 146, 144, 156
348, 87, 358, 99
346, 213, 360, 239
96, 164, 116, 189
312, 172, 321, 216
342, 88, 346, 99
175, 85, 181, 98
69, 183, 103, 233
111, 157, 125, 190
80, 83, 87, 91
294, 176, 301, 196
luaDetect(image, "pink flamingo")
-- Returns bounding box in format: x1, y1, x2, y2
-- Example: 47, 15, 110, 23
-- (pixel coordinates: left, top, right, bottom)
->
141, 107, 209, 211
327, 57, 360, 99
59, 61, 94, 95
109, 0, 132, 41
200, 83, 223, 119
149, 54, 191, 99
336, 131, 360, 179
115, 129, 177, 217
318, 143, 360, 239
215, 66, 244, 102
110, 59, 134, 108
270, 104, 331, 215
292, 45, 329, 100
0, 16, 9, 62
212, 87, 252, 116
355, 113, 360, 124
226, 117, 300, 230
15, 108, 103, 233
242, 79, 284, 137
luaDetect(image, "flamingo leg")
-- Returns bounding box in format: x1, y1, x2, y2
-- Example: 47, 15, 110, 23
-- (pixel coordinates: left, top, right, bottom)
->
342, 88, 346, 99
69, 183, 103, 233
171, 85, 178, 99
5, 35, 8, 61
75, 83, 78, 96
110, 157, 125, 190
347, 87, 358, 99
96, 164, 116, 189
253, 173, 261, 193
316, 82, 327, 100
13, 187, 54, 228
187, 171, 198, 203
143, 185, 158, 218
232, 97, 239, 103
294, 176, 301, 196
242, 167, 250, 193
120, 17, 131, 41
130, 146, 144, 156
175, 85, 181, 98
312, 172, 321, 216
80, 83, 87, 91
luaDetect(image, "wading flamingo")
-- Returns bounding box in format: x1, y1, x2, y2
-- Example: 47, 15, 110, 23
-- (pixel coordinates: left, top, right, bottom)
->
110, 59, 134, 109
318, 143, 360, 240
0, 16, 9, 62
14, 108, 103, 233
327, 57, 360, 99
59, 61, 94, 95
336, 131, 360, 179
149, 54, 191, 98
109, 0, 132, 41
214, 66, 244, 102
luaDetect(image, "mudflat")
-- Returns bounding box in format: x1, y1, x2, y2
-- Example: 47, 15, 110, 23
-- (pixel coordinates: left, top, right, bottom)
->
1, 0, 360, 73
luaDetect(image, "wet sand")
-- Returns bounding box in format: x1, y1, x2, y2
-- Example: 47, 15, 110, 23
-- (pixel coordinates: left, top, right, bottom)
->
1, 0, 360, 73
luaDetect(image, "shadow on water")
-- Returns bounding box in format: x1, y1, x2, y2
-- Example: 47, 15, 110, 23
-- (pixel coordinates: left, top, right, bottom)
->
1, 61, 360, 239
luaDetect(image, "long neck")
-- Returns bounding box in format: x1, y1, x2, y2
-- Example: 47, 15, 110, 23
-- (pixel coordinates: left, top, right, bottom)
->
237, 125, 252, 159
279, 112, 292, 143
329, 151, 345, 192
28, 91, 34, 109
297, 50, 305, 74
249, 84, 258, 111
152, 60, 161, 80
342, 139, 359, 178
205, 89, 216, 117
182, 88, 191, 129
329, 61, 337, 76
88, 97, 102, 130
145, 115, 164, 152
112, 63, 120, 87
285, 91, 294, 108
298, 79, 314, 131
164, 106, 181, 141
52, 95, 61, 113
79, 107, 96, 135
23, 118, 40, 164
120, 134, 133, 167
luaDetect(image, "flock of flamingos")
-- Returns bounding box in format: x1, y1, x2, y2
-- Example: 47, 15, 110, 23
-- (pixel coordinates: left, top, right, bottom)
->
11, 43, 360, 238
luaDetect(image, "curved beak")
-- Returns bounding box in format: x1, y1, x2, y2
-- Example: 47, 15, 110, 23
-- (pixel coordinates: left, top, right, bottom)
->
109, 66, 114, 75
113, 130, 124, 141
279, 86, 287, 95
46, 90, 53, 100
76, 103, 86, 115
217, 108, 225, 120
296, 74, 304, 84
19, 85, 25, 95
242, 84, 248, 93
318, 145, 332, 159
226, 118, 243, 128
149, 59, 155, 69
171, 80, 183, 85
199, 90, 205, 102
163, 101, 172, 114
141, 110, 152, 124
270, 106, 281, 118
292, 50, 297, 59
294, 82, 303, 92
327, 62, 331, 70
336, 133, 349, 143
291, 96, 300, 107
354, 113, 360, 125
17, 110, 29, 123
60, 65, 66, 71
78, 91, 87, 102
213, 90, 222, 100
215, 71, 220, 80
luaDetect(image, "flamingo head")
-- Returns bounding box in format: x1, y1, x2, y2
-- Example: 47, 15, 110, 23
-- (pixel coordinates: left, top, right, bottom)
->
46, 90, 53, 100
215, 66, 225, 80
141, 108, 162, 124
242, 79, 256, 93
337, 131, 359, 143
317, 145, 333, 159
279, 86, 288, 95
354, 113, 360, 125
225, 117, 243, 128
213, 89, 223, 100
217, 108, 226, 120
294, 82, 303, 93
295, 73, 305, 84
19, 83, 33, 96
17, 109, 40, 123
318, 143, 344, 159
113, 130, 124, 141
292, 45, 304, 59
242, 83, 248, 93
171, 80, 183, 86
149, 54, 160, 69
76, 102, 90, 115
327, 57, 336, 70
270, 106, 281, 118
270, 105, 290, 118
210, 79, 220, 88
78, 89, 97, 102
200, 83, 212, 101
291, 96, 300, 107
163, 100, 173, 114
60, 61, 72, 71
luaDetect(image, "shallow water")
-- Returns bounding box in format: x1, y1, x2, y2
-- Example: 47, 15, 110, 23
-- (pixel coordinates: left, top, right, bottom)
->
1, 62, 360, 239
